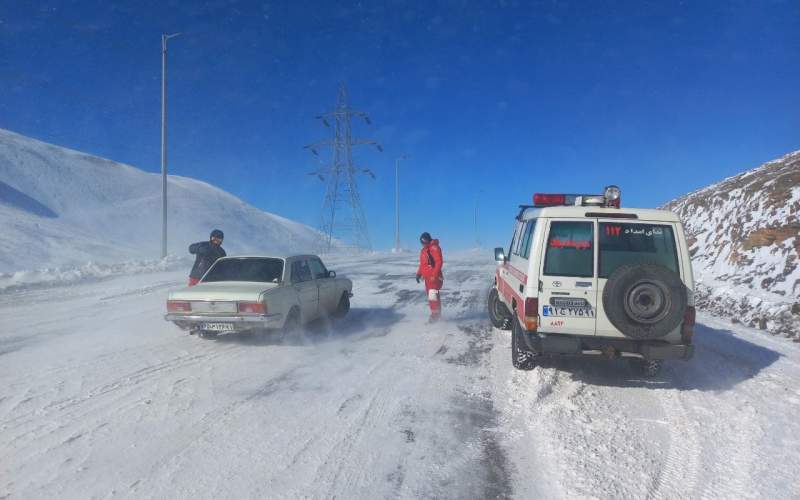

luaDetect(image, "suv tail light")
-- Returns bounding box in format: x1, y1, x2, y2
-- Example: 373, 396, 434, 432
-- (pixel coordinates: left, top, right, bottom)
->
238, 302, 266, 314
524, 297, 539, 331
167, 300, 191, 312
682, 306, 695, 344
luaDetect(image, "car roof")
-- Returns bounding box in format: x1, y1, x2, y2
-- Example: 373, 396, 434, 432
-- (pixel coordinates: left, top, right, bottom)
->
216, 255, 322, 261
521, 205, 680, 222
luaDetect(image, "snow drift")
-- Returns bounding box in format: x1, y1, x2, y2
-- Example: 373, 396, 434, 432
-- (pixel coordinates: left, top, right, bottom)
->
0, 128, 326, 274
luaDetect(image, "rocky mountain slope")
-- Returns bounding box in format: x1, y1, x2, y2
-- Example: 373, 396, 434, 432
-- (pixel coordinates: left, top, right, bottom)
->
663, 151, 800, 337
0, 128, 326, 273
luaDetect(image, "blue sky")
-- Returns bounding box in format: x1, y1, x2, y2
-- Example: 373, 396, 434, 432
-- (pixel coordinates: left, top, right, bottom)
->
2, 1, 798, 250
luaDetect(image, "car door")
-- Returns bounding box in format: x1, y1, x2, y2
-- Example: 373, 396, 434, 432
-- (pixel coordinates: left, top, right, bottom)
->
538, 219, 598, 336
309, 257, 337, 313
291, 259, 319, 322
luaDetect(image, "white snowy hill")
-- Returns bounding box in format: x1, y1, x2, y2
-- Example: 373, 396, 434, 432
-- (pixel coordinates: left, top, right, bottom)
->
0, 128, 325, 274
663, 151, 800, 337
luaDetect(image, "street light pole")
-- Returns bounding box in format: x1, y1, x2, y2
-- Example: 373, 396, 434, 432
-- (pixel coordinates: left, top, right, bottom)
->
394, 155, 407, 252
161, 32, 180, 259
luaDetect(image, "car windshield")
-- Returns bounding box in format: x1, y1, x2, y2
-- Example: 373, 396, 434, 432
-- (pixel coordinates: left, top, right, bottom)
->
202, 258, 283, 283
599, 223, 679, 278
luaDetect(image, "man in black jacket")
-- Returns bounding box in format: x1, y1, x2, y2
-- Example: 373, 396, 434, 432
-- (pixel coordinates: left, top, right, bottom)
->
188, 229, 226, 286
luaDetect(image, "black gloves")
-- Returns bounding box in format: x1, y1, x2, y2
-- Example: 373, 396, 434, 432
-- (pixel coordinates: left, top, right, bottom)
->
415, 274, 421, 284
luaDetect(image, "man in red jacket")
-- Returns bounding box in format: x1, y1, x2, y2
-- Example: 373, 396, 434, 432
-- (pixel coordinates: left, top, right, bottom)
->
416, 232, 444, 322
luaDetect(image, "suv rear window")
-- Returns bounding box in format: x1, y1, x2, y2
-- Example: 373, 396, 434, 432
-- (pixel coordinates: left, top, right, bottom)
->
202, 258, 284, 283
599, 223, 679, 278
543, 221, 594, 277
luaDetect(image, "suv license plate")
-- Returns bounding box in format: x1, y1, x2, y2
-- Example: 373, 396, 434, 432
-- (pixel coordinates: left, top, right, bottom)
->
201, 322, 235, 332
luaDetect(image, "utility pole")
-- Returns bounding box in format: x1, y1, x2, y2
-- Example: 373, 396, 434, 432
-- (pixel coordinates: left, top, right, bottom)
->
305, 83, 383, 252
161, 32, 180, 259
394, 154, 408, 252
474, 189, 483, 248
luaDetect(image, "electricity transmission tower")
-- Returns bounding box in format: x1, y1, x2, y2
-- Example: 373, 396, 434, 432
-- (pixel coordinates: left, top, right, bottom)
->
305, 84, 382, 252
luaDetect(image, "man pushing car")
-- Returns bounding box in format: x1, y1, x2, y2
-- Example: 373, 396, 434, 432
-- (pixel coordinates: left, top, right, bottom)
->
415, 232, 444, 323
187, 229, 226, 286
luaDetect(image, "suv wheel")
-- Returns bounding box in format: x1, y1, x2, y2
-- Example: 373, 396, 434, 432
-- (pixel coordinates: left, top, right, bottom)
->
603, 263, 688, 340
629, 358, 663, 377
488, 287, 511, 330
511, 318, 537, 370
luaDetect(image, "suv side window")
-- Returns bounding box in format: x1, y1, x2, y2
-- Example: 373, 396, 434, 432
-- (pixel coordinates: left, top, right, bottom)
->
308, 258, 328, 279
519, 219, 536, 259
508, 220, 524, 257
291, 260, 313, 283
543, 221, 594, 277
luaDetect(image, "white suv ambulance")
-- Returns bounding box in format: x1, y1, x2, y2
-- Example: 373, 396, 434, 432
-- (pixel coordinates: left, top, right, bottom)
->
488, 186, 695, 376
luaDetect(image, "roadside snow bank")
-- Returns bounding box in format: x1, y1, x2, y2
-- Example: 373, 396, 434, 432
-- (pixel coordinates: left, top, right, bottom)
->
694, 281, 799, 339
0, 255, 191, 292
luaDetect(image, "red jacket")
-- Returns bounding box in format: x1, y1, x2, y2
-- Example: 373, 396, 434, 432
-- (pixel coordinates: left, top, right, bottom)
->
418, 239, 444, 284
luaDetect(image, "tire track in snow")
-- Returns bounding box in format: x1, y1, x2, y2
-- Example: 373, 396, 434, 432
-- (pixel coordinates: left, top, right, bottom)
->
647, 389, 701, 500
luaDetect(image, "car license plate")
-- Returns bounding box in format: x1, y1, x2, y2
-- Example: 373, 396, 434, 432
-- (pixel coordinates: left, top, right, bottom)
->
550, 297, 589, 308
201, 322, 235, 332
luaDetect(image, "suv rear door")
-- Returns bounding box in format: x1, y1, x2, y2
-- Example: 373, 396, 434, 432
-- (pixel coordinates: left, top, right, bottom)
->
595, 220, 682, 338
538, 219, 598, 336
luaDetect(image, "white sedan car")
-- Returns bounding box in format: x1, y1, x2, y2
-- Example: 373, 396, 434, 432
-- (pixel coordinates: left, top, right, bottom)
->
165, 254, 352, 336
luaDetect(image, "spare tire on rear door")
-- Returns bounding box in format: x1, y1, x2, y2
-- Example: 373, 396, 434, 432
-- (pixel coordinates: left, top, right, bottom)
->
602, 263, 687, 340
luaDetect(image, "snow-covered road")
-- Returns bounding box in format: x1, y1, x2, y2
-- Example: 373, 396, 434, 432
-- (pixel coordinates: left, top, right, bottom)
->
2, 252, 799, 499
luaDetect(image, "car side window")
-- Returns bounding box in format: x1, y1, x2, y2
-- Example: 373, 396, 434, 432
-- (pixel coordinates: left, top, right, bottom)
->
519, 219, 536, 259
508, 220, 523, 257
291, 260, 313, 283
308, 258, 328, 279
513, 219, 536, 259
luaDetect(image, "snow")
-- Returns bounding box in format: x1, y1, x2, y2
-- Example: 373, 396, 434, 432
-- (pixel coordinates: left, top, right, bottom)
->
0, 128, 328, 274
2, 252, 800, 499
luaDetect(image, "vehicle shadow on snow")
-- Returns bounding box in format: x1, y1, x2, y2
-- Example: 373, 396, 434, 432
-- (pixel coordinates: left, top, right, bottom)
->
209, 307, 405, 347
537, 323, 781, 392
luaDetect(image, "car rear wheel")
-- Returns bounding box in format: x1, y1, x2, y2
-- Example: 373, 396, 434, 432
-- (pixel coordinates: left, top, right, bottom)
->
488, 287, 511, 330
512, 318, 537, 370
283, 308, 301, 334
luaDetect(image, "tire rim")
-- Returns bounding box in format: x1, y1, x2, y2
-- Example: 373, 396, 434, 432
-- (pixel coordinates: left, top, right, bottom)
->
623, 280, 671, 324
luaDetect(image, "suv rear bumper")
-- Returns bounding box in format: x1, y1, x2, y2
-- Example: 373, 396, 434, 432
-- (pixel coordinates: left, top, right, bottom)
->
523, 331, 694, 360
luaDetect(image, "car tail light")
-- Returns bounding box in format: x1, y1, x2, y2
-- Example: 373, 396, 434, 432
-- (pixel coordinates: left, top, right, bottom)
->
682, 306, 695, 344
167, 300, 191, 312
238, 302, 266, 314
524, 297, 539, 331
533, 193, 566, 207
